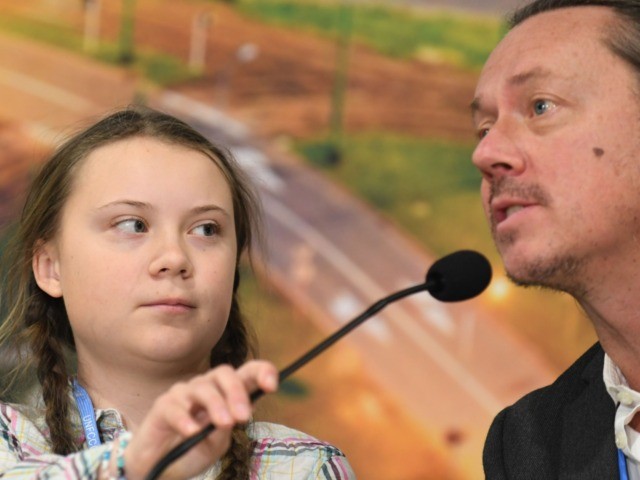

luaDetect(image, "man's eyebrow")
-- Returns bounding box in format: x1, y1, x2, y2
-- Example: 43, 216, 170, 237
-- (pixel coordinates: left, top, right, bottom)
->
508, 67, 555, 87
470, 97, 482, 116
470, 67, 559, 116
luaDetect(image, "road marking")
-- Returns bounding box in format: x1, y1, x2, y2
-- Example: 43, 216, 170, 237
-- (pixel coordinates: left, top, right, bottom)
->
231, 146, 284, 193
329, 292, 390, 342
25, 122, 65, 147
398, 282, 456, 337
160, 94, 285, 193
159, 87, 502, 412
263, 193, 503, 413
0, 66, 94, 112
160, 91, 249, 140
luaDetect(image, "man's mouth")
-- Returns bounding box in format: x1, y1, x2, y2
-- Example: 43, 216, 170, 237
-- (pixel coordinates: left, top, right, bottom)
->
505, 205, 525, 219
488, 179, 550, 227
492, 201, 534, 225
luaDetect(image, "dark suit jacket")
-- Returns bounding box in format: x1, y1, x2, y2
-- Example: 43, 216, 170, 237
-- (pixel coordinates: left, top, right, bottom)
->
483, 343, 619, 479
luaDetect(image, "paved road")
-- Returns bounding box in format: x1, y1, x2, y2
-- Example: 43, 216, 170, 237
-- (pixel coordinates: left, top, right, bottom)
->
156, 92, 555, 473
0, 28, 554, 478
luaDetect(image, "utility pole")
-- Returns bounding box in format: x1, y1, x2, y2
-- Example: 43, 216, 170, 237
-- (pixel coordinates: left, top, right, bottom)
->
326, 0, 353, 165
118, 0, 136, 64
216, 43, 259, 109
189, 11, 213, 74
83, 0, 101, 53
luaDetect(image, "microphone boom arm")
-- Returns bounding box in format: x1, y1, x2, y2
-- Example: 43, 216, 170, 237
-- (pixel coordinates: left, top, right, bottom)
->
144, 250, 491, 480
278, 282, 429, 381
144, 282, 429, 480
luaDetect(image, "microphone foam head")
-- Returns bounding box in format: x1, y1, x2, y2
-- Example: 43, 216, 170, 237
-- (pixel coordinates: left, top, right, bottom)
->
426, 250, 492, 302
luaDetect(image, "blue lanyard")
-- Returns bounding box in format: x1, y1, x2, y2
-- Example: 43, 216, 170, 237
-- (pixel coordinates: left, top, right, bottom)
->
72, 379, 102, 447
619, 449, 630, 480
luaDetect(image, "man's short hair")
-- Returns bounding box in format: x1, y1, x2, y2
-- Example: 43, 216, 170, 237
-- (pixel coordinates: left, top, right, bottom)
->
509, 1, 640, 74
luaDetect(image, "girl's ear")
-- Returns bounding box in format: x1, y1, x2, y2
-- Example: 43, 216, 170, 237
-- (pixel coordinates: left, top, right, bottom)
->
32, 241, 63, 298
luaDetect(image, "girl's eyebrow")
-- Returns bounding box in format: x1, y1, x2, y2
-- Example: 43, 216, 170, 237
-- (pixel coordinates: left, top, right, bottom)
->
97, 200, 149, 210
190, 205, 231, 218
97, 200, 231, 218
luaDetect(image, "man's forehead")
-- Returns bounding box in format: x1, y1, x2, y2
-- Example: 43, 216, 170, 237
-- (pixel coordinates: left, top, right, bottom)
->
472, 7, 616, 112
486, 6, 613, 66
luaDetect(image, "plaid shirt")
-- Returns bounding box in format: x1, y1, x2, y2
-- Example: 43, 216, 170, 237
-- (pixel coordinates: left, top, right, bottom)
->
0, 402, 356, 479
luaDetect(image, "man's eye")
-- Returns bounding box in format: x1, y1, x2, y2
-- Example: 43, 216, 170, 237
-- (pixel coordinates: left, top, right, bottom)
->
192, 223, 219, 237
116, 218, 147, 233
533, 99, 555, 116
478, 128, 490, 140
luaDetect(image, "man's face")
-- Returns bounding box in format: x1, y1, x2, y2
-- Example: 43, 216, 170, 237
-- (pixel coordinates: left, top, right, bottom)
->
471, 6, 640, 294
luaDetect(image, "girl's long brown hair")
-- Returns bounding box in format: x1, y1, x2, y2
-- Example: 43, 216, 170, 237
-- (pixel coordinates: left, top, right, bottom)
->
0, 106, 261, 479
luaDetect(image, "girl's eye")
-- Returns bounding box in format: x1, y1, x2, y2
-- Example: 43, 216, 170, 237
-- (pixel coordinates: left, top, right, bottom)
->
116, 218, 147, 234
533, 99, 555, 116
191, 222, 219, 237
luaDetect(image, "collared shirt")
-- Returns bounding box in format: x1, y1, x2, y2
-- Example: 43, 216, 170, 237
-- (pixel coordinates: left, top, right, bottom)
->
604, 353, 640, 480
0, 401, 356, 479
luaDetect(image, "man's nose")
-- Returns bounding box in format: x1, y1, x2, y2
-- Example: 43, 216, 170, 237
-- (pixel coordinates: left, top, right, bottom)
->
472, 120, 526, 181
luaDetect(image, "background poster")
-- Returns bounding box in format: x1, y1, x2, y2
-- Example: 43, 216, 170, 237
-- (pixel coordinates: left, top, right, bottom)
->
0, 1, 593, 478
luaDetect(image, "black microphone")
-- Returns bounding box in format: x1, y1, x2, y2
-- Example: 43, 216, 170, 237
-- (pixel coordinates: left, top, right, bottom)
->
426, 249, 492, 302
144, 250, 492, 480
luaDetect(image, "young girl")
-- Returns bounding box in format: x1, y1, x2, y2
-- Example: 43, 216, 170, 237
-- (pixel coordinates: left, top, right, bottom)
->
0, 106, 355, 479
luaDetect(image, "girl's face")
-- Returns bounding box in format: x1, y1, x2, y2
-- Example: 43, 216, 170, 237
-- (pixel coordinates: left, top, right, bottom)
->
33, 137, 238, 375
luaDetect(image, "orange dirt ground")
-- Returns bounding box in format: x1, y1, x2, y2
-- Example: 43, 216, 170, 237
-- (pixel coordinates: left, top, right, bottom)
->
0, 0, 480, 141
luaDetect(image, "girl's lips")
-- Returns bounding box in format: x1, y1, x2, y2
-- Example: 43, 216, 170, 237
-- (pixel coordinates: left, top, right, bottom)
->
141, 298, 196, 312
146, 304, 194, 313
141, 303, 196, 316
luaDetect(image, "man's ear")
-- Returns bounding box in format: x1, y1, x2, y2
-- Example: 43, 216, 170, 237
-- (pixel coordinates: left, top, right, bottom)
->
32, 240, 63, 298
